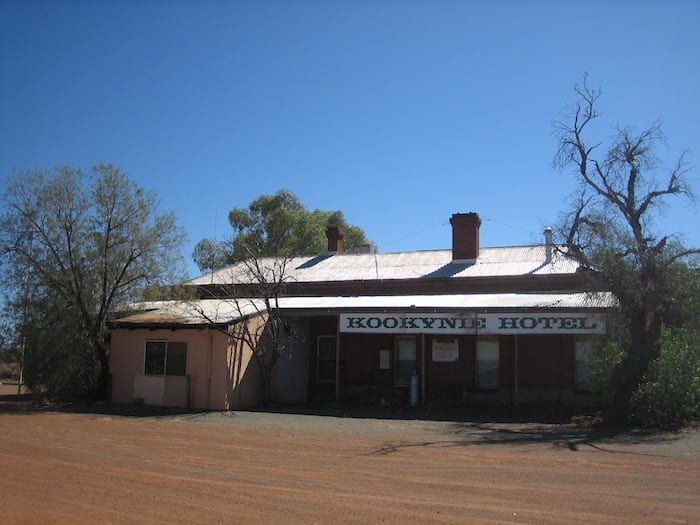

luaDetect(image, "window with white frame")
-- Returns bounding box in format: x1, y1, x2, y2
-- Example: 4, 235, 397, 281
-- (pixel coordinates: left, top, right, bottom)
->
476, 338, 499, 389
575, 338, 594, 390
394, 336, 416, 386
317, 336, 336, 383
144, 340, 187, 376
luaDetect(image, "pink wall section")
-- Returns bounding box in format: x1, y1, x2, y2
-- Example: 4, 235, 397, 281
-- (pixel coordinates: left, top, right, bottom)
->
110, 325, 262, 410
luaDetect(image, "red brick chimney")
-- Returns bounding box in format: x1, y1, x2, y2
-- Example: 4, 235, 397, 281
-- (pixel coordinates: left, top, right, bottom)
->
450, 212, 481, 261
326, 226, 345, 254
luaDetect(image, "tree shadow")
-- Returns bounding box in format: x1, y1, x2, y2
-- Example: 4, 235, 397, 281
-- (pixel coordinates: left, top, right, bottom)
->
368, 419, 683, 457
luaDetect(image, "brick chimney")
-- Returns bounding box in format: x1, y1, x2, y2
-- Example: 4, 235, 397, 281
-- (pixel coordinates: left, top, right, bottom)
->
326, 226, 345, 254
450, 212, 481, 261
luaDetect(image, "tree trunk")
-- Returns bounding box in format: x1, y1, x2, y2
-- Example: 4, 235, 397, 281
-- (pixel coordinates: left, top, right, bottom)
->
252, 353, 273, 408
263, 372, 273, 407
611, 304, 659, 419
92, 337, 111, 401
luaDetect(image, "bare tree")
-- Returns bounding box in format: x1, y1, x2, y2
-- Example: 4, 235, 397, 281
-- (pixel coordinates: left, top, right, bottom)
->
554, 75, 699, 413
191, 251, 303, 407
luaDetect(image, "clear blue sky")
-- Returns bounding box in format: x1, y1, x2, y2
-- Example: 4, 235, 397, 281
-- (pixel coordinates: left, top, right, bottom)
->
2, 0, 699, 277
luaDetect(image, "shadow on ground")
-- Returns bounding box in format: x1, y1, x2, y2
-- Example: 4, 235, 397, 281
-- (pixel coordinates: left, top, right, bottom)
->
366, 420, 683, 456
1, 388, 694, 456
0, 391, 206, 418
251, 403, 694, 457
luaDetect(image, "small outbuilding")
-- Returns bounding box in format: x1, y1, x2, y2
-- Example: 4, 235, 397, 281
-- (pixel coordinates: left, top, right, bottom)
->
109, 212, 616, 410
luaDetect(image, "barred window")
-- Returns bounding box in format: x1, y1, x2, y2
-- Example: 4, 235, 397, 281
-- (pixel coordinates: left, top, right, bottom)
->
575, 338, 594, 390
394, 336, 416, 387
145, 340, 187, 376
476, 338, 499, 389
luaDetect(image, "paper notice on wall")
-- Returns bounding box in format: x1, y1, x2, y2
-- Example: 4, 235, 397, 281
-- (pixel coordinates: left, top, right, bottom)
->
432, 339, 459, 362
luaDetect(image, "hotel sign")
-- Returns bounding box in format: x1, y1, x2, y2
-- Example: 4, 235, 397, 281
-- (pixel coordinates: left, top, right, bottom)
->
339, 313, 606, 335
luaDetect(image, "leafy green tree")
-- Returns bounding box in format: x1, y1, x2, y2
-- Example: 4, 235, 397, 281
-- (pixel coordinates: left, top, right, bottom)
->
193, 189, 372, 271
0, 306, 19, 380
21, 291, 100, 400
554, 76, 699, 418
0, 164, 186, 399
659, 260, 700, 331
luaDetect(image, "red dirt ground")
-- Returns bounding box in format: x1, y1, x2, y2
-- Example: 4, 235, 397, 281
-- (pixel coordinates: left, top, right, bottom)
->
1, 389, 698, 524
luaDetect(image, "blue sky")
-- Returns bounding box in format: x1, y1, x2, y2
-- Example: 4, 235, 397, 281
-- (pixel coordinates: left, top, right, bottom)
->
2, 0, 699, 277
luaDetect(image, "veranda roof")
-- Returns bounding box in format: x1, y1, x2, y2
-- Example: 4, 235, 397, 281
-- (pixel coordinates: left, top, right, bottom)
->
112, 291, 616, 327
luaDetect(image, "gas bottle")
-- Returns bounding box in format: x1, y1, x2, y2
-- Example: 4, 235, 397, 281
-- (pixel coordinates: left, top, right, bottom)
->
409, 370, 419, 407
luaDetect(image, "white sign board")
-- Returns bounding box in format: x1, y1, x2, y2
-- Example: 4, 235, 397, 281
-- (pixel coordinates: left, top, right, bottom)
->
432, 339, 459, 362
339, 312, 606, 335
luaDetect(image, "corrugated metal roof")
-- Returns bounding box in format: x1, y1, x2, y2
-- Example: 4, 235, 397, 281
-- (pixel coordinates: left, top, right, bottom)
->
114, 292, 616, 326
113, 299, 266, 326
187, 245, 580, 286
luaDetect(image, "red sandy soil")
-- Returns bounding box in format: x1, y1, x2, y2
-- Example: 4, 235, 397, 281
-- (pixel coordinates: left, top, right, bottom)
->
1, 389, 698, 524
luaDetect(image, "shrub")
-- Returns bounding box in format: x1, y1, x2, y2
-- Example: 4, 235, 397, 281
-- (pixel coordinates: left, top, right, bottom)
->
586, 318, 628, 408
629, 327, 700, 428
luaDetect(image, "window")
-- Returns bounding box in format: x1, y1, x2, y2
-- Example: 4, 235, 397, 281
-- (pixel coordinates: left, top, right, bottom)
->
476, 338, 499, 389
575, 338, 594, 390
394, 336, 416, 386
317, 336, 336, 383
144, 340, 187, 376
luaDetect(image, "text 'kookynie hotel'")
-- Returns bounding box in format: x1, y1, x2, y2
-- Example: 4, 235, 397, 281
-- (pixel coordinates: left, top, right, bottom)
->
339, 312, 606, 335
